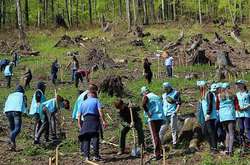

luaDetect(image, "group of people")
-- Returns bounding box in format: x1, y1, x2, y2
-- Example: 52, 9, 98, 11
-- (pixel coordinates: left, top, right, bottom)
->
197, 80, 250, 156
4, 82, 70, 151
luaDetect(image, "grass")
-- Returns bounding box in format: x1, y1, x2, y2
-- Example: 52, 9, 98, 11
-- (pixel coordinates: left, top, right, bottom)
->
1, 23, 250, 164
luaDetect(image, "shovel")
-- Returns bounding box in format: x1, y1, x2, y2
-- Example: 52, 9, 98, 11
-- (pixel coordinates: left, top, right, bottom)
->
129, 101, 140, 157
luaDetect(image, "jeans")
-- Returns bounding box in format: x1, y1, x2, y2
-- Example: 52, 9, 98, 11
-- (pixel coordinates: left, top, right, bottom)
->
6, 111, 22, 144
166, 66, 173, 77
159, 113, 177, 145
215, 119, 226, 143
119, 120, 144, 152
148, 120, 164, 158
81, 132, 100, 158
72, 69, 77, 81
237, 117, 250, 144
5, 76, 11, 88
222, 120, 235, 153
205, 119, 217, 149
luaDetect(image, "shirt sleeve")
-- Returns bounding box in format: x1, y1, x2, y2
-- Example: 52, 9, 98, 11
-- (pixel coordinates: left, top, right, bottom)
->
216, 95, 220, 111
207, 92, 214, 115
142, 96, 149, 112
174, 92, 181, 105
97, 100, 102, 110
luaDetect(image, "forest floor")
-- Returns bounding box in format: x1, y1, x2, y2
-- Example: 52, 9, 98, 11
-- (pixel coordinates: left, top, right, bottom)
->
1, 23, 250, 165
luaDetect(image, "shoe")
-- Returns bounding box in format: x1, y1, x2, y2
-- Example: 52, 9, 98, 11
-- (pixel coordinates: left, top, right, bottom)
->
93, 156, 102, 161
210, 148, 218, 154
83, 157, 90, 161
8, 142, 16, 151
117, 151, 125, 155
34, 140, 40, 145
172, 144, 177, 149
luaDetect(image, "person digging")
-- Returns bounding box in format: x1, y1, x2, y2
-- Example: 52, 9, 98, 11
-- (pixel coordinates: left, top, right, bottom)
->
114, 99, 145, 155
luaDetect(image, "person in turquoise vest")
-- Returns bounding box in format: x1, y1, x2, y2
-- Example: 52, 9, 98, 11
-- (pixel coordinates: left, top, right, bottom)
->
141, 86, 165, 160
197, 80, 218, 153
4, 85, 27, 151
159, 82, 181, 149
216, 83, 239, 156
235, 80, 250, 147
4, 62, 14, 88
29, 81, 47, 144
34, 95, 70, 144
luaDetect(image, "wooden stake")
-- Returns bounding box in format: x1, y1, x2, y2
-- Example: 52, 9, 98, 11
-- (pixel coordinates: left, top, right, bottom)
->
49, 157, 52, 165
140, 144, 144, 165
101, 140, 119, 147
162, 146, 166, 165
85, 160, 99, 165
55, 146, 59, 165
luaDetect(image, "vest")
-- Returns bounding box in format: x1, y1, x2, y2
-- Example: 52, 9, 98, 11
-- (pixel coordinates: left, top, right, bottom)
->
201, 92, 218, 120
218, 96, 236, 122
39, 98, 56, 122
72, 90, 88, 120
162, 90, 178, 116
4, 65, 12, 76
236, 91, 250, 118
144, 92, 165, 122
4, 92, 26, 113
29, 89, 46, 115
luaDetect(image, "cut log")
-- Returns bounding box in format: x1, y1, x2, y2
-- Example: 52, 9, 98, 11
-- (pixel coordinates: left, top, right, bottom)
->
230, 31, 242, 43
214, 32, 226, 44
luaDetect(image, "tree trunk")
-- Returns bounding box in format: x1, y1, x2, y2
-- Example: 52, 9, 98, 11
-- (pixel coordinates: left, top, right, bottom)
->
70, 0, 73, 26
198, 0, 202, 24
24, 0, 29, 26
2, 0, 6, 25
0, 0, 2, 28
118, 0, 122, 17
126, 0, 131, 31
88, 0, 92, 24
142, 0, 148, 25
132, 0, 137, 25
173, 0, 176, 21
16, 0, 26, 46
162, 0, 165, 21
51, 0, 55, 24
149, 0, 155, 23
65, 0, 70, 26
112, 0, 115, 17
76, 0, 79, 27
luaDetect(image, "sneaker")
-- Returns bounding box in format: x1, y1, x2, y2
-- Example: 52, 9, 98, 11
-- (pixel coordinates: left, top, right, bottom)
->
8, 142, 16, 151
34, 140, 40, 145
84, 157, 90, 161
93, 156, 102, 161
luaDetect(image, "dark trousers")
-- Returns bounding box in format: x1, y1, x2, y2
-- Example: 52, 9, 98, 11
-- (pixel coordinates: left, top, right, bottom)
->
237, 117, 250, 144
119, 121, 144, 152
6, 111, 22, 144
205, 119, 217, 150
51, 73, 57, 85
145, 72, 152, 84
72, 69, 77, 81
215, 119, 226, 143
166, 66, 173, 77
34, 113, 42, 140
81, 132, 100, 158
5, 76, 11, 88
75, 72, 83, 88
24, 77, 32, 89
222, 121, 235, 153
149, 120, 163, 158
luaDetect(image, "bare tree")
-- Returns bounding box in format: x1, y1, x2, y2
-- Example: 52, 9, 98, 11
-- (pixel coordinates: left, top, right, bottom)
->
142, 0, 148, 25
126, 0, 131, 31
149, 0, 155, 23
118, 0, 122, 17
198, 0, 202, 24
16, 0, 26, 46
88, 0, 92, 24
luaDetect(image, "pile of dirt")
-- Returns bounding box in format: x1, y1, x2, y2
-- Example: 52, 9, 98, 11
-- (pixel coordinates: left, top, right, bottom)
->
99, 75, 124, 97
54, 35, 89, 47
133, 26, 151, 38
152, 35, 166, 44
130, 39, 144, 47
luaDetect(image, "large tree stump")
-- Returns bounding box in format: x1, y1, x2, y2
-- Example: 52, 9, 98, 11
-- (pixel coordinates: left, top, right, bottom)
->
99, 75, 124, 97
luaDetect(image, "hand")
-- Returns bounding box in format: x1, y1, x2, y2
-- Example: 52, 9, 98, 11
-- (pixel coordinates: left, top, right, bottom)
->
102, 121, 108, 129
205, 114, 210, 121
147, 112, 152, 118
130, 122, 134, 128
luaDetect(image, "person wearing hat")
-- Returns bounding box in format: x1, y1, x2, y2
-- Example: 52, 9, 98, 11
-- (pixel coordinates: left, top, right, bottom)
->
141, 86, 165, 160
22, 67, 32, 89
216, 83, 239, 156
114, 99, 144, 155
51, 59, 59, 85
235, 80, 250, 146
4, 85, 27, 151
4, 62, 14, 88
197, 81, 218, 153
29, 81, 47, 144
164, 51, 174, 78
143, 58, 153, 84
34, 95, 70, 144
160, 82, 181, 149
78, 85, 108, 161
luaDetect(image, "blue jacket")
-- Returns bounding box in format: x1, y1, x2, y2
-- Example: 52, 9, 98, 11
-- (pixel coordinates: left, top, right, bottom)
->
29, 89, 46, 115
4, 92, 26, 113
72, 90, 88, 120
236, 91, 250, 118
162, 89, 180, 116
201, 92, 218, 120
218, 96, 236, 122
4, 65, 12, 76
144, 92, 165, 122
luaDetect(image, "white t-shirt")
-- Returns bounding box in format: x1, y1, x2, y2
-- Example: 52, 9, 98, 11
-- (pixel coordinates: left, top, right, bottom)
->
165, 57, 174, 66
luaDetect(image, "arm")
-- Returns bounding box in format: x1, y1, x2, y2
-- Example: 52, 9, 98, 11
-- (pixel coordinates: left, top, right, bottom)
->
77, 112, 81, 129
175, 92, 181, 113
206, 92, 214, 115
216, 95, 220, 111
142, 96, 151, 117
97, 100, 108, 128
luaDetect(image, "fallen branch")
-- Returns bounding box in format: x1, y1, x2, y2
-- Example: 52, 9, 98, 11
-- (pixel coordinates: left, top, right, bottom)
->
101, 140, 119, 147
230, 31, 242, 43
85, 160, 99, 165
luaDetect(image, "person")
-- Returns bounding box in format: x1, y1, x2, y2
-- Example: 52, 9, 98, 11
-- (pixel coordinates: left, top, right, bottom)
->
78, 86, 108, 161
216, 83, 239, 156
160, 82, 181, 149
67, 56, 79, 82
4, 62, 14, 88
74, 69, 90, 88
164, 51, 174, 78
141, 86, 165, 160
22, 67, 32, 89
51, 59, 59, 85
29, 82, 47, 144
196, 81, 218, 153
235, 80, 250, 147
114, 99, 144, 155
0, 59, 10, 71
4, 85, 27, 151
34, 95, 70, 144
12, 50, 19, 67
72, 84, 98, 121
143, 58, 153, 84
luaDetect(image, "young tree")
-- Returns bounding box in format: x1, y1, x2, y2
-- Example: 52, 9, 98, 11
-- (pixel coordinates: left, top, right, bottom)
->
118, 0, 122, 17
88, 0, 92, 24
142, 0, 148, 25
149, 0, 155, 23
76, 0, 79, 27
198, 0, 202, 24
16, 0, 26, 46
126, 0, 131, 31
51, 0, 55, 24
132, 0, 137, 24
24, 0, 29, 26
